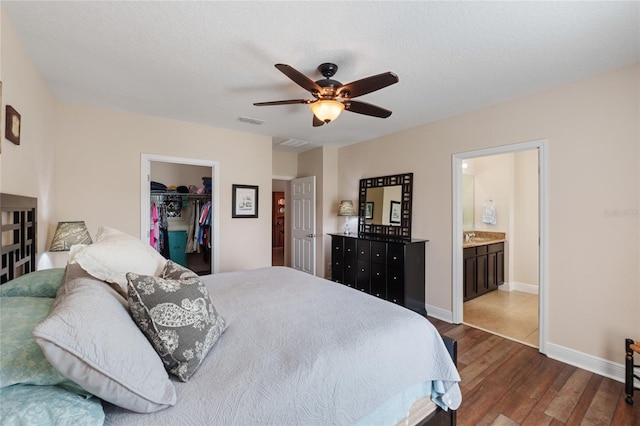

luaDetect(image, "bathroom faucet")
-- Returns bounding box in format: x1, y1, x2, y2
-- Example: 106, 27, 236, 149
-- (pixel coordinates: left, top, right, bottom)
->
465, 232, 476, 242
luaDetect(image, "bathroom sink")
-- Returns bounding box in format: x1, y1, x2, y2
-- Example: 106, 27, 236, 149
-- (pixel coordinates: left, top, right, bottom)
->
463, 232, 506, 246
467, 237, 494, 242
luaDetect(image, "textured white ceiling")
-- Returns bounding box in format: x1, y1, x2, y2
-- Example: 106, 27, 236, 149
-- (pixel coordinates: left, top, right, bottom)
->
2, 1, 639, 152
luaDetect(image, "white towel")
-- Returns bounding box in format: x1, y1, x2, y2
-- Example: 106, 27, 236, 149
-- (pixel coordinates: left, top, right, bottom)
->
482, 200, 496, 225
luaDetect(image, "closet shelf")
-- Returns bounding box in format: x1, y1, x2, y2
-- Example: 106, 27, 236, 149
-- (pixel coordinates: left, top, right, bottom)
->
150, 192, 211, 198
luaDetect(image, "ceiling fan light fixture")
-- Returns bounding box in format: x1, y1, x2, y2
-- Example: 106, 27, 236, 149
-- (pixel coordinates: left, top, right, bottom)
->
310, 100, 344, 123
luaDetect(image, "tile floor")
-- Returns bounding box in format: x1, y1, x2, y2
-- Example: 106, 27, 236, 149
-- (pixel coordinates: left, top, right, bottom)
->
463, 289, 539, 347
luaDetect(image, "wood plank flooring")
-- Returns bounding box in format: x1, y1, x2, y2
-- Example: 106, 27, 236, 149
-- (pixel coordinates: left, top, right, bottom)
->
428, 317, 640, 425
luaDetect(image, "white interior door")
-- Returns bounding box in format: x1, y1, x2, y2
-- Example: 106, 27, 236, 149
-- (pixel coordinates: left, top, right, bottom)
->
291, 176, 316, 275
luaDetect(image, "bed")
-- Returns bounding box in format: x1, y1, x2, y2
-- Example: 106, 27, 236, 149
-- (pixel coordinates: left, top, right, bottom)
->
0, 193, 461, 425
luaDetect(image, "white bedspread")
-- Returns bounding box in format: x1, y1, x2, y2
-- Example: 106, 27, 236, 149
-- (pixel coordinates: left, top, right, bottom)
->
104, 267, 461, 425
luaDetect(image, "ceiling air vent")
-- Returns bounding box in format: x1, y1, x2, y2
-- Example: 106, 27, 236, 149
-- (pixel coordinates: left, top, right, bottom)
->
238, 116, 266, 125
278, 138, 309, 148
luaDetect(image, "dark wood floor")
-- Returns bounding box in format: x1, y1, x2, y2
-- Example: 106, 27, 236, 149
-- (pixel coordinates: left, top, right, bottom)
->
429, 317, 640, 425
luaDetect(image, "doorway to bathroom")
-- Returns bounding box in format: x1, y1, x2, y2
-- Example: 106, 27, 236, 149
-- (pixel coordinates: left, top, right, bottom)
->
452, 140, 548, 353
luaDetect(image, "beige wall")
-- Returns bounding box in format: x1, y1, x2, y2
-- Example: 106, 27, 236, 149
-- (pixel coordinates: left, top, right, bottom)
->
0, 12, 58, 254
339, 65, 639, 365
321, 146, 339, 278
513, 149, 539, 287
469, 153, 513, 233
272, 150, 298, 178
55, 102, 273, 272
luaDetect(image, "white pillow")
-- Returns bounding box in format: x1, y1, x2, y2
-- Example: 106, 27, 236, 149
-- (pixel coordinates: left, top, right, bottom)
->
69, 226, 166, 295
32, 265, 176, 413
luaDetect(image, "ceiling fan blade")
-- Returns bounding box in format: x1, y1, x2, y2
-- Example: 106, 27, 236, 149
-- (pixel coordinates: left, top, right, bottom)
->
275, 64, 323, 94
337, 72, 399, 98
345, 100, 392, 118
253, 99, 311, 106
312, 115, 324, 127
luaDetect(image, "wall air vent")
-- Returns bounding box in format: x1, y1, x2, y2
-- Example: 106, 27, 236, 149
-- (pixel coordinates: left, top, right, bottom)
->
238, 116, 266, 125
278, 138, 309, 148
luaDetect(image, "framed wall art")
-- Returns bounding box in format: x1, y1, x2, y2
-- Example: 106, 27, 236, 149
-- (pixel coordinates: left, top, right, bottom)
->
232, 184, 258, 218
5, 105, 21, 145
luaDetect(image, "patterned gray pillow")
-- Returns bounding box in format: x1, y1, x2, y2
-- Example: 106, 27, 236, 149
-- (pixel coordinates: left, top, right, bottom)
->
126, 261, 226, 382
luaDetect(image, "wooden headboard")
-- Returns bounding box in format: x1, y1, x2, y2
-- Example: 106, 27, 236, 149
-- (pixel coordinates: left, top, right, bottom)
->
1, 193, 37, 283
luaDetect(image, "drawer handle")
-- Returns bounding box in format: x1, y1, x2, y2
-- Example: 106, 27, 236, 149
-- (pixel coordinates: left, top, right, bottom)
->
360, 251, 365, 255
376, 253, 380, 257
375, 293, 380, 297
376, 272, 380, 276
361, 268, 365, 272
392, 256, 397, 260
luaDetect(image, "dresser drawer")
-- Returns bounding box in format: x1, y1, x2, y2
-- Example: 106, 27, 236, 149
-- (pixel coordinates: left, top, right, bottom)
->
356, 260, 370, 293
370, 263, 386, 298
370, 241, 387, 264
387, 243, 404, 267
343, 260, 357, 287
344, 237, 357, 261
357, 240, 370, 261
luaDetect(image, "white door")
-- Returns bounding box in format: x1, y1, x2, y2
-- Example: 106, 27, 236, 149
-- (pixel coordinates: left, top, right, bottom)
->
291, 176, 316, 275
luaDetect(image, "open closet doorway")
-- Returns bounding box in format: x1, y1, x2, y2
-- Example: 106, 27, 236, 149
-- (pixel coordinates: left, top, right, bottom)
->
140, 154, 220, 275
452, 140, 548, 354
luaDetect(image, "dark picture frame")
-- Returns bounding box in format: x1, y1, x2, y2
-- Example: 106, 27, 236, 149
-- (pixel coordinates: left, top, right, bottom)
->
365, 202, 374, 219
5, 105, 21, 145
389, 200, 401, 224
232, 184, 258, 218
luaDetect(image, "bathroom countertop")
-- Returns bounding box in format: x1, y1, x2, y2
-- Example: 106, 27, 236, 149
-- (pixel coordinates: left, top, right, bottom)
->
463, 230, 506, 248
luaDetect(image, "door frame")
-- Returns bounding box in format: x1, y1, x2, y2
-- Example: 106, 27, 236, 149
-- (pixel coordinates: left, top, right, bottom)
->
451, 139, 548, 354
140, 153, 220, 274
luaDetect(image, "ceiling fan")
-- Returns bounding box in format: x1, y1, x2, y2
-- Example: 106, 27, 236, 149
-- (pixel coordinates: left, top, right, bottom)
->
253, 63, 399, 127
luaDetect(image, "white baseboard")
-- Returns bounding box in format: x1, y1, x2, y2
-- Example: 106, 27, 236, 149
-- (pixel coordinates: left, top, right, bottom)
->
425, 304, 454, 323
546, 342, 625, 384
425, 308, 625, 384
499, 281, 539, 295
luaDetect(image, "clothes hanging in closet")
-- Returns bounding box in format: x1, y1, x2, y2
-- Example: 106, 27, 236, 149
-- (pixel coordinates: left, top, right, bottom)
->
198, 201, 212, 250
150, 200, 170, 258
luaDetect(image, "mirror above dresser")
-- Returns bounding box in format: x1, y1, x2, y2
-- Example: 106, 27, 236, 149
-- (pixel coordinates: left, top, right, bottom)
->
358, 172, 413, 239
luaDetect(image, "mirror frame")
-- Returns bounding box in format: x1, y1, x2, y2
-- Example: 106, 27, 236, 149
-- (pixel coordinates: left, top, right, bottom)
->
358, 172, 413, 238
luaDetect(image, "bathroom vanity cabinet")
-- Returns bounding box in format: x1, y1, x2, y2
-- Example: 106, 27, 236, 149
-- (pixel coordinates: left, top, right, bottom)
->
464, 242, 504, 302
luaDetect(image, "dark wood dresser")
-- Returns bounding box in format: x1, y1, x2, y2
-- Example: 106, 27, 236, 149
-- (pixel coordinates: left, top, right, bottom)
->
329, 233, 427, 314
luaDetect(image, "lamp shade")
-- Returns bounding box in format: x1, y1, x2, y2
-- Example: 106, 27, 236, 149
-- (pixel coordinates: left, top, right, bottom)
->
310, 100, 345, 123
49, 221, 92, 251
338, 200, 356, 216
